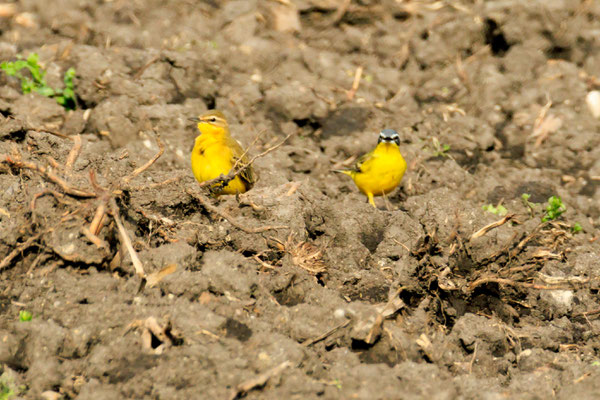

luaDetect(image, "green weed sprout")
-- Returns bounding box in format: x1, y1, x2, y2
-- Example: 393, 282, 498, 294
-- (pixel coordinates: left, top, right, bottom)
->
0, 53, 76, 109
482, 203, 507, 216
521, 193, 537, 218
542, 196, 566, 222
18, 310, 32, 322
571, 222, 582, 234
0, 371, 15, 400
0, 382, 13, 400
431, 137, 451, 158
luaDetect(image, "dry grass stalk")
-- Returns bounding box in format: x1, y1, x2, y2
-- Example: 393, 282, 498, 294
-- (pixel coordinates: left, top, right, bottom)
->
64, 134, 82, 176
470, 214, 515, 241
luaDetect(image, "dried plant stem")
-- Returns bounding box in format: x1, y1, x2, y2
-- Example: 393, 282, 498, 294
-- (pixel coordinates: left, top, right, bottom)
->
470, 214, 515, 241
110, 199, 146, 278
0, 233, 42, 270
89, 204, 106, 235
64, 134, 82, 176
2, 155, 96, 198
122, 136, 165, 185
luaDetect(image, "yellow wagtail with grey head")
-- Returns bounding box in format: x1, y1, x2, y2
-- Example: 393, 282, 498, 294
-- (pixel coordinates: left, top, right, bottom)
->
335, 129, 407, 207
190, 110, 256, 195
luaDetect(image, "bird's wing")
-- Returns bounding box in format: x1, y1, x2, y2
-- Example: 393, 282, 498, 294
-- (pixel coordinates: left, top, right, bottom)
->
228, 137, 257, 186
352, 150, 376, 173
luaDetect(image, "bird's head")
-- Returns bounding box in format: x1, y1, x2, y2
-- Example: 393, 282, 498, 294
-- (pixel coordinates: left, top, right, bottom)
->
190, 110, 229, 137
377, 129, 400, 146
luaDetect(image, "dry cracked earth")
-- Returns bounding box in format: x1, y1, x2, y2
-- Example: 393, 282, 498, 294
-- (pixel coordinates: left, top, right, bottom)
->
1, 0, 600, 399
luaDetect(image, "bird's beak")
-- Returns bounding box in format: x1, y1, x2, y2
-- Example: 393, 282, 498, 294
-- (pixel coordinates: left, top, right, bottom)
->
188, 117, 201, 123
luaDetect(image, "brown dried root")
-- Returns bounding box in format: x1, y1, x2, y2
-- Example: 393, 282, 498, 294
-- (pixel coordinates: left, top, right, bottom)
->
470, 214, 515, 241
2, 154, 96, 198
1, 130, 165, 276
0, 232, 43, 270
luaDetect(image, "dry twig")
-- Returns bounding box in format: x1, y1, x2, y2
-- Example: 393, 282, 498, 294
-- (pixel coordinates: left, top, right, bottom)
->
110, 198, 146, 279
470, 214, 515, 241
2, 155, 96, 198
122, 136, 165, 185
0, 233, 42, 270
302, 319, 351, 347
133, 54, 161, 80
346, 66, 363, 101
64, 134, 82, 176
229, 361, 292, 400
30, 189, 72, 212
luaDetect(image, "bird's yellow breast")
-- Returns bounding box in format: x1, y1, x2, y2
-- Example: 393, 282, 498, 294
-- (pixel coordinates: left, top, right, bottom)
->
191, 133, 247, 194
351, 143, 406, 196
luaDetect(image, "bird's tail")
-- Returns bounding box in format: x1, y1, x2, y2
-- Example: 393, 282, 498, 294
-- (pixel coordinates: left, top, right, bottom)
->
333, 169, 353, 176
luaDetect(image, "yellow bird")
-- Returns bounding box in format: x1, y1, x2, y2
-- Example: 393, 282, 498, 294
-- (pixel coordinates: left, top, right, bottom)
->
336, 129, 407, 207
190, 110, 256, 195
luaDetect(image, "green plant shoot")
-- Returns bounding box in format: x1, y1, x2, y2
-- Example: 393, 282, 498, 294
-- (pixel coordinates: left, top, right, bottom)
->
1, 53, 76, 109
542, 196, 566, 222
482, 203, 507, 216
431, 137, 451, 157
571, 223, 582, 234
0, 383, 13, 400
18, 310, 32, 322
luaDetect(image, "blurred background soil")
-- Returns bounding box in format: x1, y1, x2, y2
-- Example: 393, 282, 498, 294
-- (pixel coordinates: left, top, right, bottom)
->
1, 0, 600, 398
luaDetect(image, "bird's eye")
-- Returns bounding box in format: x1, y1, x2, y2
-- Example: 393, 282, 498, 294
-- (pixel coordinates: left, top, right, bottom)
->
209, 117, 216, 122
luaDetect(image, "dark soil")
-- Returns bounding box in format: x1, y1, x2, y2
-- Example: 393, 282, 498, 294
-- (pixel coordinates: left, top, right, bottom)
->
1, 0, 600, 399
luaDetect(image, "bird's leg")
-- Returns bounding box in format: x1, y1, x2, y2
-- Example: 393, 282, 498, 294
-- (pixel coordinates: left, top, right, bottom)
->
367, 193, 376, 208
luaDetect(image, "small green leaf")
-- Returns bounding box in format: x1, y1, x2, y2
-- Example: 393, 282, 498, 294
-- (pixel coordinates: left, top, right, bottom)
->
19, 310, 32, 322
1, 53, 76, 109
571, 223, 582, 234
521, 193, 530, 201
482, 204, 507, 216
0, 384, 14, 400
542, 195, 566, 222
